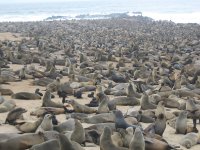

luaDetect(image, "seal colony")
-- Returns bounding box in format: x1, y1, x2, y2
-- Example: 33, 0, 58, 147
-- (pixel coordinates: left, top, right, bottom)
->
0, 15, 200, 150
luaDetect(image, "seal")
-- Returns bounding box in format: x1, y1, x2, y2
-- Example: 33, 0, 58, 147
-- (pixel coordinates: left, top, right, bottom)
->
0, 132, 45, 150
36, 114, 53, 133
53, 118, 75, 133
16, 117, 43, 133
113, 110, 140, 130
46, 77, 61, 92
42, 90, 64, 108
30, 107, 66, 117
11, 92, 41, 100
100, 126, 128, 150
97, 99, 109, 113
179, 132, 200, 149
70, 119, 85, 146
66, 99, 97, 114
5, 107, 27, 125
129, 127, 145, 150
144, 113, 166, 136
29, 139, 60, 150
0, 99, 16, 113
175, 110, 187, 134
140, 92, 156, 110
81, 113, 115, 124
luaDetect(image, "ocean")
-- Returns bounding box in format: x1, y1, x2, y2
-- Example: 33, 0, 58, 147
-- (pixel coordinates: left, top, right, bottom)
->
0, 0, 200, 23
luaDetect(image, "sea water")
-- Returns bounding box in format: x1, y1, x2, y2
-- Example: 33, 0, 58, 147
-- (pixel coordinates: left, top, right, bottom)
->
0, 0, 200, 23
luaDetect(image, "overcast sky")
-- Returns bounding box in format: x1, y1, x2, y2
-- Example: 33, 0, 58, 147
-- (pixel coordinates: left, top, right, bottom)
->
0, 0, 92, 4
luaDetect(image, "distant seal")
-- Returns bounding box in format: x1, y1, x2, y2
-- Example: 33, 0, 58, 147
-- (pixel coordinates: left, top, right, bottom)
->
5, 107, 27, 125
111, 132, 123, 147
66, 99, 97, 114
129, 127, 145, 150
11, 92, 41, 100
32, 77, 54, 87
100, 126, 128, 150
42, 90, 64, 108
29, 139, 60, 150
0, 100, 16, 113
140, 92, 156, 110
70, 119, 85, 145
85, 123, 115, 134
179, 132, 200, 149
36, 114, 53, 133
175, 111, 187, 134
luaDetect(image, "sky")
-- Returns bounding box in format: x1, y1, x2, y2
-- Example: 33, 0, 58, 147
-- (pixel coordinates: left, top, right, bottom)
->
0, 0, 92, 4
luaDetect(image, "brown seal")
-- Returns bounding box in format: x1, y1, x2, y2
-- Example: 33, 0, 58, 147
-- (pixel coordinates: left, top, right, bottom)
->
175, 110, 187, 134
0, 100, 16, 113
5, 107, 27, 125
144, 113, 166, 136
66, 99, 96, 114
29, 139, 60, 150
100, 126, 128, 150
16, 117, 43, 133
140, 92, 156, 110
129, 127, 145, 150
179, 132, 200, 149
11, 92, 41, 100
0, 132, 45, 150
70, 119, 85, 146
36, 114, 53, 133
42, 90, 64, 108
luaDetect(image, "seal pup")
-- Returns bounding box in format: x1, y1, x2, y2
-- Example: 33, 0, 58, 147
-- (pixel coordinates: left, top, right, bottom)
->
53, 118, 75, 133
129, 127, 145, 150
70, 119, 85, 146
140, 92, 156, 110
100, 126, 128, 150
36, 114, 53, 133
35, 88, 43, 97
5, 107, 27, 125
29, 139, 60, 150
66, 99, 97, 114
175, 111, 187, 134
42, 90, 64, 108
179, 132, 200, 149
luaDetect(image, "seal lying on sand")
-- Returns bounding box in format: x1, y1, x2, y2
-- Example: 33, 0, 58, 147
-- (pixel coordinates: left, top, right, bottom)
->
66, 99, 97, 114
179, 132, 200, 149
29, 139, 60, 150
11, 92, 41, 100
0, 99, 16, 113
